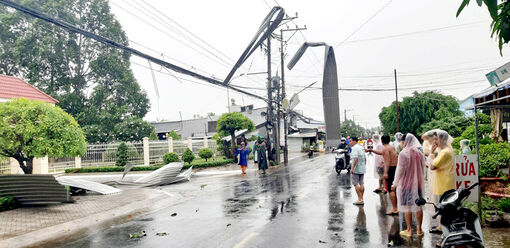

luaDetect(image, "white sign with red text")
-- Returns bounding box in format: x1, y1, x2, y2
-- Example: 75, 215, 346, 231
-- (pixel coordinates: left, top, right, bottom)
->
455, 154, 479, 203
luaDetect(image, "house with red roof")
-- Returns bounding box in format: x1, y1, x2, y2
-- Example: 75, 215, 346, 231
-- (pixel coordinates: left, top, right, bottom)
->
0, 74, 59, 104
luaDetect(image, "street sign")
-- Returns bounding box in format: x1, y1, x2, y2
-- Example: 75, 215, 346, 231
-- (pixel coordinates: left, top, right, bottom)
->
289, 94, 300, 110
485, 61, 510, 86
455, 154, 479, 203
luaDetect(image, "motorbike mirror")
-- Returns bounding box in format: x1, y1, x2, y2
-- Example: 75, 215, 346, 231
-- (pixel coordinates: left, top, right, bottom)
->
415, 197, 427, 206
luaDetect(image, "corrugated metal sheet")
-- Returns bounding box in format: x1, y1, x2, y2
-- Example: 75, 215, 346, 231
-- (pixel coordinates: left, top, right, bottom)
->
56, 177, 122, 195
0, 74, 59, 103
0, 175, 69, 205
134, 162, 184, 186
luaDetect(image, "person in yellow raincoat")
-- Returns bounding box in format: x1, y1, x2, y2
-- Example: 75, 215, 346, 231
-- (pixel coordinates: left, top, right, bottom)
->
428, 129, 455, 234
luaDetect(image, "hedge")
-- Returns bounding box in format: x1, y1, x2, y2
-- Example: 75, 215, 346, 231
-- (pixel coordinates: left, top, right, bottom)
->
65, 159, 234, 173
0, 196, 16, 211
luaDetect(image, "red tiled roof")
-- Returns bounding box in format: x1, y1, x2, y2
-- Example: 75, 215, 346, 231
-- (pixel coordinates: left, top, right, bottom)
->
0, 74, 59, 104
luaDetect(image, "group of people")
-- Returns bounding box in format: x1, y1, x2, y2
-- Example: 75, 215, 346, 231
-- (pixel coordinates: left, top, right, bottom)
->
350, 130, 457, 238
234, 139, 269, 175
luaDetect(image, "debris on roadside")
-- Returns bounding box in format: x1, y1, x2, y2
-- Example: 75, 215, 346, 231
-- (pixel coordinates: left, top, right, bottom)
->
226, 224, 231, 227
200, 184, 207, 189
196, 208, 199, 212
171, 213, 177, 217
156, 232, 168, 236
319, 240, 327, 243
129, 231, 146, 239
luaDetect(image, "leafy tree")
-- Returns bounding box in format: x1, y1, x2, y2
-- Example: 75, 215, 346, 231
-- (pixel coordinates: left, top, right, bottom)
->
456, 0, 510, 54
167, 130, 181, 140
379, 91, 460, 136
182, 148, 195, 164
419, 115, 472, 137
198, 148, 213, 161
339, 119, 366, 138
0, 98, 87, 174
115, 142, 128, 167
217, 112, 254, 158
149, 130, 159, 141
163, 152, 179, 164
0, 0, 151, 143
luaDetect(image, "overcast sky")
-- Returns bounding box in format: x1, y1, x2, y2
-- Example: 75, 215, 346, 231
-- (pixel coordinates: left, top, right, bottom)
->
108, 0, 510, 128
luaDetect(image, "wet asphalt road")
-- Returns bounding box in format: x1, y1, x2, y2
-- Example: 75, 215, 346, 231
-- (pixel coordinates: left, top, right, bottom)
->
63, 154, 444, 248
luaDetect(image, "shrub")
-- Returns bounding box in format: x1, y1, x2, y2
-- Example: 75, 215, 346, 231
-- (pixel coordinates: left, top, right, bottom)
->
115, 142, 129, 167
479, 143, 510, 177
198, 148, 213, 161
182, 148, 195, 164
163, 152, 180, 164
0, 196, 16, 211
65, 158, 235, 173
104, 142, 140, 163
498, 197, 510, 213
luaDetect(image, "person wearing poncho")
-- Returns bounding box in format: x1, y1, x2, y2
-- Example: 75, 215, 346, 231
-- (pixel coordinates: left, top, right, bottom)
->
392, 133, 426, 237
428, 130, 456, 233
371, 134, 385, 193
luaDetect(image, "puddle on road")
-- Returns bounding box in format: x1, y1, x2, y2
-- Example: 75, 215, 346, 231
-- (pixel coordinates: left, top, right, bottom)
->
483, 228, 510, 247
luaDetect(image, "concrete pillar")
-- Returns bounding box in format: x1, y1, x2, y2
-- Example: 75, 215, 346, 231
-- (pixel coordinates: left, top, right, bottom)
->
204, 137, 208, 148
168, 137, 173, 153
143, 137, 149, 166
187, 137, 192, 150
9, 158, 20, 174
75, 156, 82, 169
32, 156, 48, 174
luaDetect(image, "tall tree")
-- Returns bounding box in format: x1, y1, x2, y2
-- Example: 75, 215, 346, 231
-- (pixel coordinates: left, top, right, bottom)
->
0, 0, 151, 143
217, 112, 254, 158
379, 91, 461, 136
0, 99, 87, 174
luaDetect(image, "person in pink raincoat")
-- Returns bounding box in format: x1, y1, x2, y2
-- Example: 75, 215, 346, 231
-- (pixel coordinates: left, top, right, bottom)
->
391, 133, 426, 238
371, 134, 386, 193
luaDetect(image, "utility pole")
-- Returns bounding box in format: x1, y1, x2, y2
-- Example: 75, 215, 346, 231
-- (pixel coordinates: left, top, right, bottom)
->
266, 21, 275, 164
394, 69, 400, 133
280, 24, 306, 165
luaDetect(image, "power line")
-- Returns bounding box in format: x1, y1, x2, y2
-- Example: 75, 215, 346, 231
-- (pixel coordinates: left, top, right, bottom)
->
334, 0, 394, 48
110, 0, 232, 69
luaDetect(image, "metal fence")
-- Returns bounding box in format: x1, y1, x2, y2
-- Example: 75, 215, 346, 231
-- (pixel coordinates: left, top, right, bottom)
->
46, 139, 219, 174
0, 159, 10, 175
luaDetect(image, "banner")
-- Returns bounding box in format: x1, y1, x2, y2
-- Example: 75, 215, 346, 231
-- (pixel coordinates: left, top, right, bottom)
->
455, 154, 479, 203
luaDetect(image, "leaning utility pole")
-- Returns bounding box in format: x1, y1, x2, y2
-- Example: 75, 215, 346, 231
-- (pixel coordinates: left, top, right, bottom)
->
394, 69, 400, 133
280, 24, 306, 165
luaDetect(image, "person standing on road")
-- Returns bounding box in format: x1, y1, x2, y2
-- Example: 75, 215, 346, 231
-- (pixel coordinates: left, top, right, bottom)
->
392, 134, 426, 238
350, 136, 366, 205
253, 140, 260, 164
371, 134, 385, 193
393, 132, 403, 153
367, 135, 399, 215
235, 142, 251, 175
258, 140, 268, 174
428, 130, 456, 234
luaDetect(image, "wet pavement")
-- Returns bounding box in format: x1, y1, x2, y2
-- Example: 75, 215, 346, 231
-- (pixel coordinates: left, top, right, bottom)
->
59, 154, 506, 248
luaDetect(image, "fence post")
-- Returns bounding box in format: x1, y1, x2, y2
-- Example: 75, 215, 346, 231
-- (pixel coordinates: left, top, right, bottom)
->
9, 158, 19, 174
32, 157, 48, 174
187, 137, 192, 150
75, 156, 82, 169
204, 136, 208, 148
143, 137, 149, 166
168, 137, 173, 153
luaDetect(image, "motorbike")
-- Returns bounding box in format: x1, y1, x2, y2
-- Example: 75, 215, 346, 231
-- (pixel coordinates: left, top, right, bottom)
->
334, 148, 350, 174
416, 182, 484, 248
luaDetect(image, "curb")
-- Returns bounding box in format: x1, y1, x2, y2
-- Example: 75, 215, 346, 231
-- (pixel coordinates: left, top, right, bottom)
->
1, 189, 183, 248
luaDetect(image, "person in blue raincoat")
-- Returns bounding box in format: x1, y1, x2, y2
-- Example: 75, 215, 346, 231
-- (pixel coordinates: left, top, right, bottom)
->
235, 142, 251, 175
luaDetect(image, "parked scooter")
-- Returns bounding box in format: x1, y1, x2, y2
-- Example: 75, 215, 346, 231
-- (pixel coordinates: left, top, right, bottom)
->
416, 183, 484, 248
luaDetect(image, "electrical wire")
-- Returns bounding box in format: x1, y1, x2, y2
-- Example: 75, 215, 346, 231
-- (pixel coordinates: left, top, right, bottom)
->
334, 0, 394, 48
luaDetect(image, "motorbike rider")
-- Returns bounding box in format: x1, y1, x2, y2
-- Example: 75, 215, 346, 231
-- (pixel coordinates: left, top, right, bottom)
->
337, 138, 350, 164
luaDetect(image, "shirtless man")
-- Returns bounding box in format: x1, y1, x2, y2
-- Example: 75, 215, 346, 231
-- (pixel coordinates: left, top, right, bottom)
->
367, 134, 399, 215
